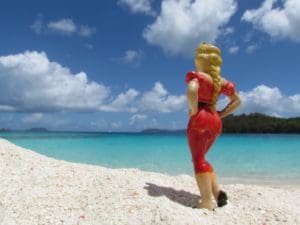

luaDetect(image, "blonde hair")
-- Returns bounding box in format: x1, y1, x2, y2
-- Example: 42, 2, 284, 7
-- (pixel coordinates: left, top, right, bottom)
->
195, 42, 223, 112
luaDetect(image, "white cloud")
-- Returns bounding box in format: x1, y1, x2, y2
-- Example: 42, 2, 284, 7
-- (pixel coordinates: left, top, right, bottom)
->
101, 82, 186, 113
130, 114, 148, 125
245, 44, 258, 53
48, 18, 77, 33
0, 51, 109, 112
78, 25, 96, 37
119, 50, 143, 65
100, 89, 140, 112
118, 0, 156, 16
218, 84, 300, 116
31, 17, 96, 37
143, 0, 237, 56
0, 51, 185, 114
242, 0, 300, 42
138, 82, 186, 113
22, 113, 44, 123
123, 50, 140, 63
228, 46, 239, 54
223, 27, 235, 36
0, 105, 17, 112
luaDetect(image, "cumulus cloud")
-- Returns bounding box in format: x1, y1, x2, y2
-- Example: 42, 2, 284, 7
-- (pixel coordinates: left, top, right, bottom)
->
100, 89, 140, 112
48, 18, 77, 33
228, 46, 239, 54
77, 25, 96, 37
0, 51, 186, 114
0, 51, 109, 112
31, 17, 96, 37
242, 0, 300, 42
223, 27, 235, 36
115, 50, 143, 66
138, 82, 186, 113
143, 0, 237, 56
218, 84, 300, 116
245, 44, 259, 54
101, 82, 186, 113
130, 114, 148, 125
118, 0, 156, 16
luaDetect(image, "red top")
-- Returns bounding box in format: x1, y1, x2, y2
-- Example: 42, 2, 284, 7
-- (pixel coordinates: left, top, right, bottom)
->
185, 71, 236, 103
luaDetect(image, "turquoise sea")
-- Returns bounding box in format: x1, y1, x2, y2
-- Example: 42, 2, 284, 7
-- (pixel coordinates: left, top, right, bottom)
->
1, 132, 300, 185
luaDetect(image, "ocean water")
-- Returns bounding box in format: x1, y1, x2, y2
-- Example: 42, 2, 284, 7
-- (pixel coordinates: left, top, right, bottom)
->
1, 132, 300, 185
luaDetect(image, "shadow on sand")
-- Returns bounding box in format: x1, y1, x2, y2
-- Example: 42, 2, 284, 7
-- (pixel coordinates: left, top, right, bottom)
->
144, 182, 200, 208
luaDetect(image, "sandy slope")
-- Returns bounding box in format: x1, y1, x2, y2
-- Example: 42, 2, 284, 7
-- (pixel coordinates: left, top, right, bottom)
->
0, 138, 299, 225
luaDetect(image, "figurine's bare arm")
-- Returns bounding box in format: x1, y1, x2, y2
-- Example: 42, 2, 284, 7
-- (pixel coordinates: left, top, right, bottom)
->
218, 91, 241, 118
186, 79, 199, 117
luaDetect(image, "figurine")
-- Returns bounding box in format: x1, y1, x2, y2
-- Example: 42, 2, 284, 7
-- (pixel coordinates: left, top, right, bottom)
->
185, 43, 241, 210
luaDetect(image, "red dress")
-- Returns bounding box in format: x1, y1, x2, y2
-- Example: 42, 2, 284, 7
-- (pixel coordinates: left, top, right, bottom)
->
185, 71, 236, 174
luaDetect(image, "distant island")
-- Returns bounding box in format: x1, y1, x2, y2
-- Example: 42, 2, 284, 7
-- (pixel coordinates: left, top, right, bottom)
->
0, 128, 12, 132
0, 127, 49, 132
141, 113, 300, 134
1, 113, 300, 133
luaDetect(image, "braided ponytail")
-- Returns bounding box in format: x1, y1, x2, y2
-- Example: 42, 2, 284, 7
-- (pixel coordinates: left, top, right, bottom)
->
195, 43, 223, 112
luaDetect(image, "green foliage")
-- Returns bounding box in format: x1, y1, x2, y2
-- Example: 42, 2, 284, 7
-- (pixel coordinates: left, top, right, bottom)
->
222, 113, 300, 133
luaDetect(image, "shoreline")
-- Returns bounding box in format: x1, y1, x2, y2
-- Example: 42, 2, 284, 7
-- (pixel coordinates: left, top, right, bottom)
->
2, 136, 300, 188
0, 138, 299, 224
1, 135, 300, 188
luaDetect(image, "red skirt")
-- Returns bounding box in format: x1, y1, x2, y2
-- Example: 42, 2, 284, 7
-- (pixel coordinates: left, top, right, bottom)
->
186, 106, 222, 173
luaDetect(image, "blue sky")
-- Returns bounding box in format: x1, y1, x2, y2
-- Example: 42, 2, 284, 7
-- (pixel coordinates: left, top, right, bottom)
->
0, 0, 300, 131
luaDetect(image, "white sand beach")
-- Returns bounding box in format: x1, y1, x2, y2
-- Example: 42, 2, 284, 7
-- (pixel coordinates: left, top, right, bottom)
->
0, 138, 299, 225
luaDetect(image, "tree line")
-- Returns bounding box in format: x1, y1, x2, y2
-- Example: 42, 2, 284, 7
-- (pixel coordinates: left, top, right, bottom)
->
222, 113, 300, 133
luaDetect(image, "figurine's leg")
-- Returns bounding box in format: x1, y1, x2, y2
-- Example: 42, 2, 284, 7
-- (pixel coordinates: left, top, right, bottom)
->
187, 126, 214, 210
211, 171, 220, 200
195, 172, 213, 210
201, 132, 221, 201
193, 157, 214, 210
205, 138, 221, 200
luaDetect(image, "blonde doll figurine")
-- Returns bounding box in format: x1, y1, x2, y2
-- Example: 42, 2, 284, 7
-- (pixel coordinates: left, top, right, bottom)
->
185, 43, 241, 210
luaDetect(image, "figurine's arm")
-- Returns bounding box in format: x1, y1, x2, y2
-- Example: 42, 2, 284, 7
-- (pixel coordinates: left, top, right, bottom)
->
218, 92, 241, 118
186, 79, 199, 117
